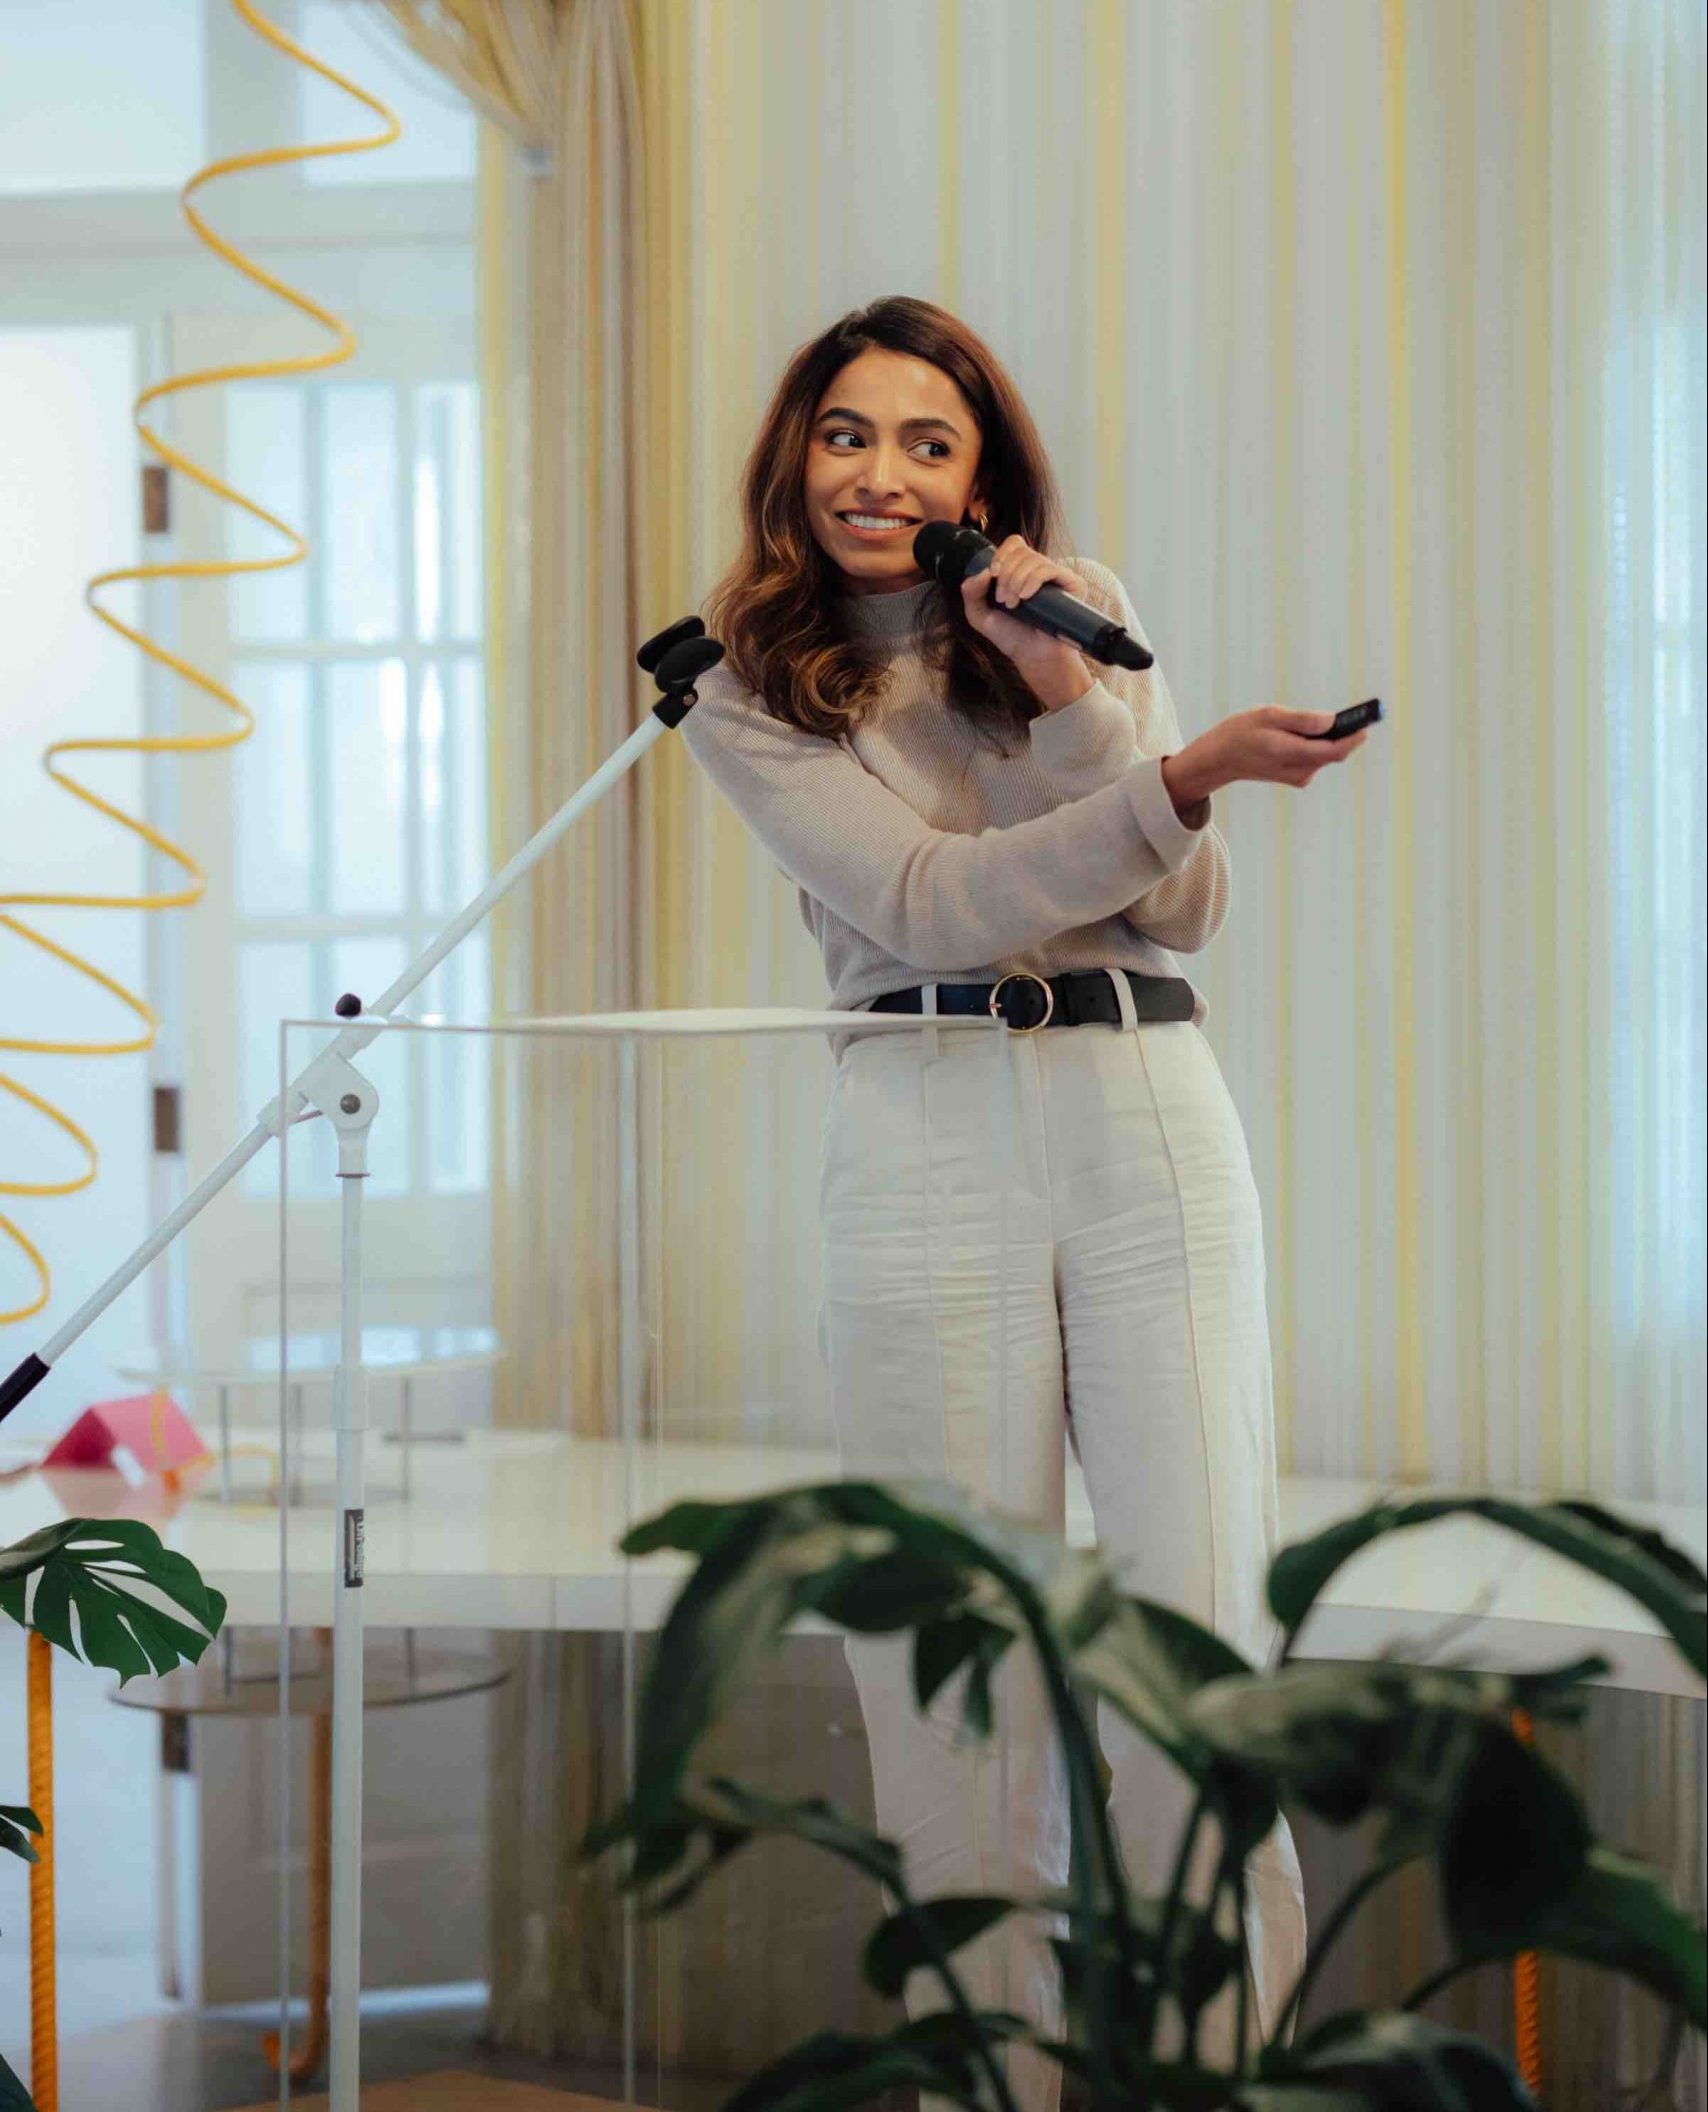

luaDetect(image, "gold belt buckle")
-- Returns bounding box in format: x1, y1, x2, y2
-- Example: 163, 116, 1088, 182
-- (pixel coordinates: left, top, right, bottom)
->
988, 970, 1055, 1033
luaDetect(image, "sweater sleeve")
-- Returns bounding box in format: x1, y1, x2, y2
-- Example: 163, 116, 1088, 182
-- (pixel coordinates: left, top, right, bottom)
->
1026, 559, 1231, 955
680, 663, 1208, 973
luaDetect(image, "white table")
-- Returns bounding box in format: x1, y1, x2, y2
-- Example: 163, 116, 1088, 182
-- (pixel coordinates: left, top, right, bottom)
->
1, 1429, 1700, 1697
111, 1328, 502, 1506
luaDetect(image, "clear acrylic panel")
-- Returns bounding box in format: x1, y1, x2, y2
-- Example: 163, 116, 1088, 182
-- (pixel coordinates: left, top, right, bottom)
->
263, 1005, 1039, 2107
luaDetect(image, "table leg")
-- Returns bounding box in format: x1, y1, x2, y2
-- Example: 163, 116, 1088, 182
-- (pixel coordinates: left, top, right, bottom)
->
289, 1382, 304, 1508
158, 1713, 186, 2003
263, 1690, 332, 2082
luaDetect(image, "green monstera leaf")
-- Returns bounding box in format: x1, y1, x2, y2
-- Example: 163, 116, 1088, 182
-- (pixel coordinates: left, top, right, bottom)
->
0, 1518, 226, 1682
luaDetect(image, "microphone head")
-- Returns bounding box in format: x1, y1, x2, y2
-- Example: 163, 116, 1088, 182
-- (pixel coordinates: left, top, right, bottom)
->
1108, 632, 1156, 672
912, 519, 991, 585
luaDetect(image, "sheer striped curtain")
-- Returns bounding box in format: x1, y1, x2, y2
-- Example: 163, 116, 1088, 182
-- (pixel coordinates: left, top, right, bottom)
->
628, 0, 1706, 1506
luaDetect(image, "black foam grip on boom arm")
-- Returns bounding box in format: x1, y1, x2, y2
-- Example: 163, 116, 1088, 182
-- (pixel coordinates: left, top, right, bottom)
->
0, 1354, 49, 1424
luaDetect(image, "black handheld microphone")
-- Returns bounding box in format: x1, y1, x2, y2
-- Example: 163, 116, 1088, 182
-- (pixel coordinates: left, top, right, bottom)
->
913, 521, 1155, 671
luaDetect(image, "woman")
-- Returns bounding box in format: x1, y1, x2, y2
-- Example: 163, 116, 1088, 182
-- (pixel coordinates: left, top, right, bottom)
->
683, 296, 1366, 2099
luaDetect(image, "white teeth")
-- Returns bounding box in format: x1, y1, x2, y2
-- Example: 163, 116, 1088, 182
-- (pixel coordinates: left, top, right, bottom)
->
843, 514, 914, 532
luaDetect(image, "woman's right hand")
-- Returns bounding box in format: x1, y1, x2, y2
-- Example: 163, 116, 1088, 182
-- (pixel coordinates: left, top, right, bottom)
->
1170, 707, 1370, 803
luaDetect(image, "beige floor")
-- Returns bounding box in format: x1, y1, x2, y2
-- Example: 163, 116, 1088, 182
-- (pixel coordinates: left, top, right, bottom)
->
230, 2075, 623, 2111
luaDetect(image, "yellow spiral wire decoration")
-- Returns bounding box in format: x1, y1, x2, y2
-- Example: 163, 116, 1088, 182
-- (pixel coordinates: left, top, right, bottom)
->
0, 0, 401, 1329
9, 11, 400, 2102
27, 1629, 55, 2112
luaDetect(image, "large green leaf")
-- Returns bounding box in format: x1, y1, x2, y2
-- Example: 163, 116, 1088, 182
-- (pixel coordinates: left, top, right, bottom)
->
718, 2026, 979, 2112
617, 1480, 1117, 1825
1242, 2010, 1536, 2111
862, 1894, 1014, 1999
1192, 1663, 1447, 1831
721, 2010, 1038, 2112
1189, 1660, 1601, 1859
1074, 1597, 1277, 1851
695, 1777, 904, 1892
0, 2050, 34, 2111
618, 1495, 893, 1818
586, 1773, 905, 1919
1266, 1495, 1706, 1679
0, 1519, 225, 1683
807, 1547, 966, 1634
1033, 1886, 1243, 2024
912, 1610, 1012, 1716
1035, 2032, 1247, 2109
1436, 1846, 1707, 2029
1437, 1720, 1590, 1947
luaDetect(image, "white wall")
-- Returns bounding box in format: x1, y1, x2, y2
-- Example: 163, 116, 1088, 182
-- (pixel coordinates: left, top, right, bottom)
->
0, 326, 149, 1437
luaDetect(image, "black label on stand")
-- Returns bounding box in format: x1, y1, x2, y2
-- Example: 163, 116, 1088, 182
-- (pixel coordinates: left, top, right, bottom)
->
344, 1508, 366, 1588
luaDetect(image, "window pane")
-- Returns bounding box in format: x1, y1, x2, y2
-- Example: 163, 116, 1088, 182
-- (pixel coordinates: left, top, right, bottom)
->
225, 384, 308, 642
451, 660, 488, 902
422, 933, 490, 1195
322, 385, 399, 642
420, 658, 487, 917
233, 661, 313, 914
0, 0, 203, 196
449, 385, 482, 640
326, 660, 408, 915
414, 427, 444, 646
418, 664, 448, 911
298, 1, 476, 190
415, 381, 481, 642
240, 941, 316, 1198
326, 937, 410, 1198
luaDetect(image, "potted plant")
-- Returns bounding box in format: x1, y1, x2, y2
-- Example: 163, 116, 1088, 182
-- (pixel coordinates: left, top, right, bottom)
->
0, 1517, 228, 2110
587, 1480, 1706, 2110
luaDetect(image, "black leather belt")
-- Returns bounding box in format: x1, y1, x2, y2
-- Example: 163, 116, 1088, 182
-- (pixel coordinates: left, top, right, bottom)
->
866, 967, 1195, 1033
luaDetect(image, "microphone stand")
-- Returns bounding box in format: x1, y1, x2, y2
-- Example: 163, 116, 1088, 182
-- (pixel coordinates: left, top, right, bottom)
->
0, 617, 721, 2112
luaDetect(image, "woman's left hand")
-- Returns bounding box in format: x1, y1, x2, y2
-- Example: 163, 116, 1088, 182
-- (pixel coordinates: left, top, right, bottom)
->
960, 535, 1095, 706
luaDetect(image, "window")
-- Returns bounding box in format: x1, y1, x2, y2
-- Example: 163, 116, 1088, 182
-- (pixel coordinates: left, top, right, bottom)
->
0, 0, 204, 195
225, 374, 488, 1199
297, 0, 476, 188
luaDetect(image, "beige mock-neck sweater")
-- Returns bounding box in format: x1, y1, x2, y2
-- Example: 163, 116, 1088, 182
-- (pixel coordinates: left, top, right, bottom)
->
680, 557, 1230, 1027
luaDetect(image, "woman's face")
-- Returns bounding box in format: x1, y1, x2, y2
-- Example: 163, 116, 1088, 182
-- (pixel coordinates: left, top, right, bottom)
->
804, 348, 985, 597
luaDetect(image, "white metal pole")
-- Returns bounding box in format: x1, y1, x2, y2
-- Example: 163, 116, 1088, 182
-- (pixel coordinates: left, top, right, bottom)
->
328, 1115, 370, 2112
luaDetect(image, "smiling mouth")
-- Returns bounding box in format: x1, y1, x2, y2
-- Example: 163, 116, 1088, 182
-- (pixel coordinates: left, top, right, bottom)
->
837, 513, 920, 537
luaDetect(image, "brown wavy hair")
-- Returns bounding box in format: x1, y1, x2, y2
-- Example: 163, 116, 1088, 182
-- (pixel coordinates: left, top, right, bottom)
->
701, 296, 1073, 751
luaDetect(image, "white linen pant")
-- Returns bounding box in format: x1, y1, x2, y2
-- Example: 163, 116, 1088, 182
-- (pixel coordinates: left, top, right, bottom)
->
817, 985, 1306, 2105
